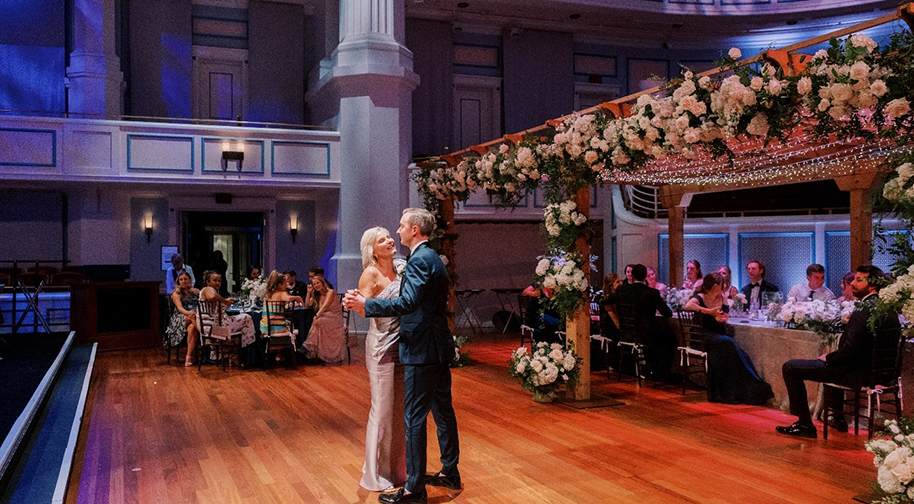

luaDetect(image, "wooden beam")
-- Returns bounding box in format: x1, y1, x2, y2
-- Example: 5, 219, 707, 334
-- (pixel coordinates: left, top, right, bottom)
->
834, 170, 886, 270
659, 187, 693, 291
568, 186, 591, 401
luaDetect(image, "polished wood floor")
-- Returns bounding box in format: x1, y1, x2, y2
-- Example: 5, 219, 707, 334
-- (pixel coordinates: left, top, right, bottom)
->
67, 333, 877, 504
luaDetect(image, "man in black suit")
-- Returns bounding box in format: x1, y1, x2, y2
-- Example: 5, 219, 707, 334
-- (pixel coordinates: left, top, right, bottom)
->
776, 265, 901, 438
740, 259, 779, 308
345, 208, 460, 504
612, 264, 675, 381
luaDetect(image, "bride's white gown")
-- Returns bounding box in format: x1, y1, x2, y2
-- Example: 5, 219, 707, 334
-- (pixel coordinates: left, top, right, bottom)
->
360, 277, 407, 491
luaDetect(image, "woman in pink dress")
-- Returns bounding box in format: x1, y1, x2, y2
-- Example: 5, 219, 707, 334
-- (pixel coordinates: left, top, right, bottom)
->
302, 276, 347, 363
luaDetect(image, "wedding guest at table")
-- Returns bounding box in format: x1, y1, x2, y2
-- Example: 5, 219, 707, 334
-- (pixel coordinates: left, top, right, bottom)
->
740, 259, 779, 308
212, 250, 229, 296
302, 275, 347, 363
776, 265, 901, 438
684, 272, 774, 405
717, 266, 738, 302
309, 265, 335, 290
609, 264, 676, 382
837, 272, 856, 302
622, 264, 634, 285
199, 270, 257, 365
164, 271, 200, 367
786, 264, 836, 302
262, 270, 304, 350
285, 269, 308, 298
646, 267, 668, 298
521, 282, 561, 344
683, 259, 703, 291
165, 253, 195, 294
247, 266, 262, 280
596, 274, 623, 369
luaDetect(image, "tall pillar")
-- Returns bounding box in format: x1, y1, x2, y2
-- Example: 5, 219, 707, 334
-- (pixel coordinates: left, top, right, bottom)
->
307, 0, 419, 291
659, 187, 692, 289
835, 170, 883, 270
67, 0, 123, 118
567, 187, 591, 400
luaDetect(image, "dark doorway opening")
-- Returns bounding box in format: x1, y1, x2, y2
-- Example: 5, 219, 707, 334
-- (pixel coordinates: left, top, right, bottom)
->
182, 211, 263, 293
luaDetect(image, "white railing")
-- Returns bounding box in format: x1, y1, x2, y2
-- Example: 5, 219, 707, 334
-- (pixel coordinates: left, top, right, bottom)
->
620, 184, 666, 219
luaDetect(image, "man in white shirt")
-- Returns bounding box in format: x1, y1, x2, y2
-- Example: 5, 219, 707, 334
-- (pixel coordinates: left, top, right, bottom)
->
165, 253, 195, 294
787, 263, 835, 302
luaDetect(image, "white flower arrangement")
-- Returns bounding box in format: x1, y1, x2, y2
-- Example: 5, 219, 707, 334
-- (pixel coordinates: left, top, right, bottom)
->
508, 342, 580, 395
536, 256, 588, 293
866, 419, 914, 503
241, 275, 266, 303
544, 200, 588, 237
776, 299, 856, 340
665, 287, 693, 311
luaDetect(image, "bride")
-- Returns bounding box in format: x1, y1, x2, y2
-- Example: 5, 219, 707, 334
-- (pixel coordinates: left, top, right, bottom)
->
357, 226, 407, 491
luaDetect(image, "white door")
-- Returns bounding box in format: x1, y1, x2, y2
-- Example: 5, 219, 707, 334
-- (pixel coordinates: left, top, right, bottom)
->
452, 75, 502, 151
193, 47, 248, 121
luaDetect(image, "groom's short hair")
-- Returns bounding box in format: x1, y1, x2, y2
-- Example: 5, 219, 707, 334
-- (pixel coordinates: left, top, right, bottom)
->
403, 207, 436, 236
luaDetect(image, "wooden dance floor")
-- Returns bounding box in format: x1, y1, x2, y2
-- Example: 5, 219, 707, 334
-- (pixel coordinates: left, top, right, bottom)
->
67, 335, 876, 504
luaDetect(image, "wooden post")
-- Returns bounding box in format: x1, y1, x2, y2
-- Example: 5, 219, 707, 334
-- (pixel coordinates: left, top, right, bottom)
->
439, 198, 458, 335
659, 186, 692, 289
568, 186, 591, 401
835, 170, 884, 270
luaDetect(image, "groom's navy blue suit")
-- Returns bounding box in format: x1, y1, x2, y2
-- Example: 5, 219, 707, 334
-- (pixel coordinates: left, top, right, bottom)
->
365, 242, 459, 493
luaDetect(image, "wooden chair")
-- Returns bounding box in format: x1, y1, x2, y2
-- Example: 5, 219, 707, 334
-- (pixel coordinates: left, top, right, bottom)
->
26, 265, 58, 276
263, 300, 298, 368
616, 302, 649, 387
49, 272, 86, 286
196, 300, 241, 372
339, 293, 352, 364
676, 310, 708, 395
823, 325, 905, 439
165, 301, 188, 365
16, 273, 47, 288
520, 324, 534, 348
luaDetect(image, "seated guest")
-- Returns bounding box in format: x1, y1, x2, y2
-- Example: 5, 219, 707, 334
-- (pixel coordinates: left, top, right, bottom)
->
646, 267, 668, 298
309, 265, 335, 290
683, 259, 703, 291
776, 265, 901, 438
247, 266, 262, 280
522, 282, 561, 344
199, 271, 257, 356
596, 274, 623, 370
610, 264, 676, 381
622, 264, 634, 285
262, 270, 304, 343
285, 269, 308, 298
740, 259, 779, 308
837, 271, 856, 302
787, 264, 836, 302
164, 271, 200, 367
302, 275, 347, 363
684, 273, 774, 405
165, 253, 195, 294
717, 266, 738, 302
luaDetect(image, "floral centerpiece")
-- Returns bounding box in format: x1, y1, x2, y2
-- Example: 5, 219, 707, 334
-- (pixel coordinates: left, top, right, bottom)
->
776, 299, 856, 343
452, 334, 470, 367
866, 419, 914, 504
508, 342, 580, 403
534, 254, 589, 318
665, 288, 693, 312
729, 292, 749, 313
240, 275, 266, 306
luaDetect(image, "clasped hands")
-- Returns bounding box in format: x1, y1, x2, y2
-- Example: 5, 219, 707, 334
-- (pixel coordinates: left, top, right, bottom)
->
343, 289, 366, 317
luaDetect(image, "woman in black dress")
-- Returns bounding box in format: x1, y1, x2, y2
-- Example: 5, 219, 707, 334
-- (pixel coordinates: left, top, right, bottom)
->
684, 272, 773, 405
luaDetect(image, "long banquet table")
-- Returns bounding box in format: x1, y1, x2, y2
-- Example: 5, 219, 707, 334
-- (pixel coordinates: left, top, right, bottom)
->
695, 317, 914, 416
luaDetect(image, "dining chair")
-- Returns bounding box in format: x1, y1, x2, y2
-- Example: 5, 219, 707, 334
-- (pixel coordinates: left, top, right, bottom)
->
339, 292, 352, 364
196, 300, 242, 372
823, 325, 905, 439
263, 300, 297, 368
676, 310, 707, 395
616, 302, 649, 387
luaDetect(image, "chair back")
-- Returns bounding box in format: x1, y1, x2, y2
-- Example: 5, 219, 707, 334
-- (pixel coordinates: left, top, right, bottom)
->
27, 265, 59, 276
868, 324, 905, 388
196, 299, 223, 336
17, 272, 47, 288
263, 299, 291, 337
677, 310, 706, 352
49, 272, 85, 286
617, 302, 639, 344
517, 294, 530, 321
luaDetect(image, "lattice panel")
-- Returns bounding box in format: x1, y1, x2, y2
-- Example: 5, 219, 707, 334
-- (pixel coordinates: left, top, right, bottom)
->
658, 234, 728, 287
738, 233, 813, 294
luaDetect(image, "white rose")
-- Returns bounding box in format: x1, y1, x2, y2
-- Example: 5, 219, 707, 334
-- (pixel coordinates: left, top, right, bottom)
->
871, 79, 888, 97
515, 362, 526, 373
797, 76, 812, 96
584, 150, 598, 165
814, 49, 828, 60
750, 76, 764, 91
829, 83, 853, 103
536, 258, 551, 276
849, 60, 870, 81
728, 47, 742, 59
887, 98, 911, 118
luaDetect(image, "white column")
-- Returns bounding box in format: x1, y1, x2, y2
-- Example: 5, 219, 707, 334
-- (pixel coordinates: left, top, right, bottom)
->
307, 0, 418, 292
67, 0, 123, 118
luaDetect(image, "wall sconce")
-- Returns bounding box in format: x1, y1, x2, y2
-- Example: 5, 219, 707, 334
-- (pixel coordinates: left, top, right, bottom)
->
221, 140, 245, 172
290, 216, 298, 243
144, 215, 153, 243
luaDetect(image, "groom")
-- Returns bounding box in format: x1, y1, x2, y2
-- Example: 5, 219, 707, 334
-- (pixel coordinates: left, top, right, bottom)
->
345, 207, 461, 504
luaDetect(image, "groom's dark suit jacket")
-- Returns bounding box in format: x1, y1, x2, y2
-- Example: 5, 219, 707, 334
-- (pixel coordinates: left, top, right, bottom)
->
365, 242, 454, 365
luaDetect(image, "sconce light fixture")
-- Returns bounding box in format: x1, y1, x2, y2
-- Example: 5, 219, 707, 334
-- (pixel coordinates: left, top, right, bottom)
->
221, 140, 245, 172
290, 216, 298, 243
144, 215, 153, 243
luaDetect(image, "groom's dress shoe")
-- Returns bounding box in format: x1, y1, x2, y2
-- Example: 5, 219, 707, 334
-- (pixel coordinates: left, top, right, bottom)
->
827, 415, 849, 433
775, 421, 817, 438
427, 472, 462, 490
378, 488, 427, 504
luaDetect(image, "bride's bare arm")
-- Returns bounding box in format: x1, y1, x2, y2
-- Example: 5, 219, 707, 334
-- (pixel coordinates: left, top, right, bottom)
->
357, 266, 381, 300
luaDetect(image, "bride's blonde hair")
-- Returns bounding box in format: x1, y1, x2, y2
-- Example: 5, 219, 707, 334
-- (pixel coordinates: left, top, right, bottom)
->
360, 226, 389, 269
